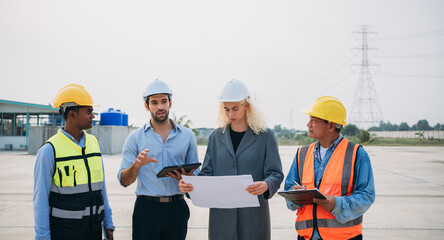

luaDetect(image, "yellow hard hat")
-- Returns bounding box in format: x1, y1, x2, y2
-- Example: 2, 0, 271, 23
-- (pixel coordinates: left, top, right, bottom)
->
53, 84, 94, 108
301, 96, 347, 126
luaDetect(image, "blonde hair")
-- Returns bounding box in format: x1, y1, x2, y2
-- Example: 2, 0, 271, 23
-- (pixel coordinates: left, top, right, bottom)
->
217, 97, 267, 135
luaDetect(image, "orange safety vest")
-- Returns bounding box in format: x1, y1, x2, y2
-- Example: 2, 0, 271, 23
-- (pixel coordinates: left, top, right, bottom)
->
296, 138, 362, 240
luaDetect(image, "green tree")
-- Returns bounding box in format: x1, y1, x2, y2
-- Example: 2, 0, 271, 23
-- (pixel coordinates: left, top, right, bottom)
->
356, 129, 375, 145
171, 113, 198, 135
398, 122, 410, 131
381, 121, 397, 131
369, 121, 400, 131
416, 119, 432, 131
273, 124, 283, 132
342, 124, 359, 136
433, 123, 443, 130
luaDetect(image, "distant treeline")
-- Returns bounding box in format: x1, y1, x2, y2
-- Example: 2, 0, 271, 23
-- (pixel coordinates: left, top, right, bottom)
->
272, 120, 444, 146
195, 120, 444, 146
367, 119, 443, 131
273, 119, 443, 137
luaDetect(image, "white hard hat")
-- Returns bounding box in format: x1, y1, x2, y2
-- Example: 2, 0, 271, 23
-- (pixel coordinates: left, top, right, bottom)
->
217, 79, 250, 102
143, 79, 173, 100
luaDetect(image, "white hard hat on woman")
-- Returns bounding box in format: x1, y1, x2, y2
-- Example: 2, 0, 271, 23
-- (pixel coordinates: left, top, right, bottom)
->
217, 79, 250, 102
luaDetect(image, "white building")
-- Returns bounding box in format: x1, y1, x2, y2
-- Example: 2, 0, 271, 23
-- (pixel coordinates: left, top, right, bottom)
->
0, 99, 62, 150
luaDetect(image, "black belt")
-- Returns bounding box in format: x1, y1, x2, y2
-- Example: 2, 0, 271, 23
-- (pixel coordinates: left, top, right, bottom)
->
138, 194, 184, 203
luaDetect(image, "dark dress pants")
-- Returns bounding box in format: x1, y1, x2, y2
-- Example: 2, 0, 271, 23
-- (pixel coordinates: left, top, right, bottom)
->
133, 196, 190, 240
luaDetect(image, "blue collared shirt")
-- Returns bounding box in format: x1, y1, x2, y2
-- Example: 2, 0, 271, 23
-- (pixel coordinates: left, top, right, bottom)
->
284, 134, 375, 239
33, 128, 114, 240
117, 120, 199, 196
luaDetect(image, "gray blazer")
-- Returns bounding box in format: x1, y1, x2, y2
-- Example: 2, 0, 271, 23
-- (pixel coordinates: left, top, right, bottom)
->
199, 125, 284, 240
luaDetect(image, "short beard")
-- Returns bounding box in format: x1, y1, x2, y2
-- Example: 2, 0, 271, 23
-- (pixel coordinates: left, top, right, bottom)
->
151, 110, 169, 123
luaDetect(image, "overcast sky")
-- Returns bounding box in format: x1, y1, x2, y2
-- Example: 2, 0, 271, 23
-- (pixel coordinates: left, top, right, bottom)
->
1, 0, 443, 130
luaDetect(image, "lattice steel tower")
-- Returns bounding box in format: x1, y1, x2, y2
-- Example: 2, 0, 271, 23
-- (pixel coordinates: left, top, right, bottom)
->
349, 25, 384, 130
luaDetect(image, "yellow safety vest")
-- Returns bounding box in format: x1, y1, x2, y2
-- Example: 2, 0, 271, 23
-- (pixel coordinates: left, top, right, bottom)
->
46, 129, 104, 238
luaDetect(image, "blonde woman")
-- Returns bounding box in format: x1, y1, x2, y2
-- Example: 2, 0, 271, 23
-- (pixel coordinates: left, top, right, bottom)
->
179, 79, 283, 240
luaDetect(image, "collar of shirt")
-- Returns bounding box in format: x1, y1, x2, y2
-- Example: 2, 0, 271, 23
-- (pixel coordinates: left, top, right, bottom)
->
144, 118, 182, 133
314, 133, 343, 154
119, 119, 198, 196
61, 128, 85, 148
313, 134, 344, 186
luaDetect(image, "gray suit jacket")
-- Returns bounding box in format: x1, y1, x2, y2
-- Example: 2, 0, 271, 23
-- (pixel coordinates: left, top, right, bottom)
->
199, 125, 284, 240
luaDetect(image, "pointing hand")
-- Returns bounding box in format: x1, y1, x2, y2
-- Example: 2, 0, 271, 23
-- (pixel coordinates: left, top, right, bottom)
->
135, 149, 158, 168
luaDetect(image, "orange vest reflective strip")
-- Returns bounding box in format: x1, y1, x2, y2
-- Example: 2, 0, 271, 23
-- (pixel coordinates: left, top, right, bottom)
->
296, 138, 362, 239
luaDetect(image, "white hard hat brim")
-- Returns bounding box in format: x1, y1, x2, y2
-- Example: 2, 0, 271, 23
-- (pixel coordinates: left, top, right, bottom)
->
217, 96, 249, 102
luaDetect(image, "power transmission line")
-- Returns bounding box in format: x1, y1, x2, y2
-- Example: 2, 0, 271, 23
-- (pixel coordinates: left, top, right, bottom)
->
268, 45, 359, 110
376, 52, 444, 58
377, 30, 444, 41
349, 25, 384, 130
264, 41, 358, 106
379, 73, 444, 79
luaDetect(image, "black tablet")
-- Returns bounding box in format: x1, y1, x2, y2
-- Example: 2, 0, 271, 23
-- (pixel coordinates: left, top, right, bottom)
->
278, 188, 326, 205
156, 163, 202, 178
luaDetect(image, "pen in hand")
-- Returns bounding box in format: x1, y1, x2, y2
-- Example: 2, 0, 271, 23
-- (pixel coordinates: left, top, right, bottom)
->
293, 180, 306, 190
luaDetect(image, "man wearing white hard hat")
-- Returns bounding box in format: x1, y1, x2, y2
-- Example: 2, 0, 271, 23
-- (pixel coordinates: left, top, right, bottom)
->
284, 96, 375, 240
118, 79, 199, 240
179, 79, 283, 240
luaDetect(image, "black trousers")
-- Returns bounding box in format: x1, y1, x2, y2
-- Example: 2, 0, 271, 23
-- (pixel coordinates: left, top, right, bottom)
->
51, 224, 101, 240
132, 196, 190, 240
50, 215, 102, 240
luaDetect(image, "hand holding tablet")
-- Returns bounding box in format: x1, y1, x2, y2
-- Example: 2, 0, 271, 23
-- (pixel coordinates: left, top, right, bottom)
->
156, 163, 202, 178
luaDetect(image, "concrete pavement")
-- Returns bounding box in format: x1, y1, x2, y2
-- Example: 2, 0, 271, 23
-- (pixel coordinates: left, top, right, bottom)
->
1, 146, 443, 239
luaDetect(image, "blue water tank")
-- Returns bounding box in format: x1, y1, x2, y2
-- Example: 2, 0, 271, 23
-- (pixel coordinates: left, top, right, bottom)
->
100, 108, 126, 126
122, 112, 128, 126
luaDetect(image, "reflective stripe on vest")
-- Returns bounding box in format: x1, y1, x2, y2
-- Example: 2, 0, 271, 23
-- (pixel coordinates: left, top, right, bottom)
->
296, 216, 362, 229
297, 145, 310, 182
51, 205, 104, 219
50, 181, 103, 194
296, 138, 362, 239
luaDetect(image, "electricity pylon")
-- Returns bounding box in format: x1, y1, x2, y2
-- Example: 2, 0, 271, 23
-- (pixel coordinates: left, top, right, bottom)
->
349, 25, 384, 130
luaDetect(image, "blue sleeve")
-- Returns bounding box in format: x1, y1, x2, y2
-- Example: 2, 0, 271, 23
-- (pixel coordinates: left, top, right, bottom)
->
330, 147, 376, 223
101, 159, 114, 229
117, 131, 138, 186
33, 143, 55, 240
185, 131, 200, 175
284, 151, 303, 211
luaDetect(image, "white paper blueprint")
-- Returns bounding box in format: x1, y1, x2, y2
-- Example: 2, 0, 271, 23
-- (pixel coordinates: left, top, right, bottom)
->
182, 175, 260, 209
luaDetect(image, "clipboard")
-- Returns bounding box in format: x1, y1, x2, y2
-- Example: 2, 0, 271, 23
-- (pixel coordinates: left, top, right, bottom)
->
278, 188, 326, 205
156, 163, 201, 178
